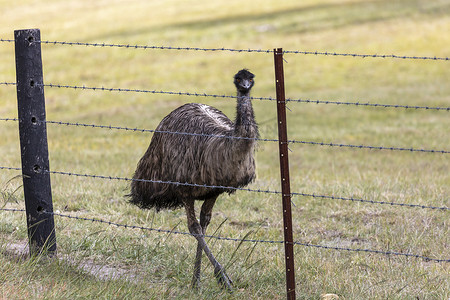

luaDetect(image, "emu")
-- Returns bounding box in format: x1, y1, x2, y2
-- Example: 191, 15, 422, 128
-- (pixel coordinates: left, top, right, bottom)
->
129, 69, 258, 290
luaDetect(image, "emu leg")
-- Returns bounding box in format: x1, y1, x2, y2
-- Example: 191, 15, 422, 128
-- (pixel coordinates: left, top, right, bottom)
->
199, 197, 232, 288
191, 197, 217, 289
198, 232, 233, 291
184, 199, 232, 291
192, 241, 203, 289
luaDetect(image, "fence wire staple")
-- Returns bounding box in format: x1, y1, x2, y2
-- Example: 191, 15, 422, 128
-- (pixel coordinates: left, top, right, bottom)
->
1, 207, 448, 263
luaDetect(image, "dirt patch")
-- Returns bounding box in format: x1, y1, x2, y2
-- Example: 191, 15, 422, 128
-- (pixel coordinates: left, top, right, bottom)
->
63, 256, 139, 282
1, 241, 29, 261
2, 241, 140, 282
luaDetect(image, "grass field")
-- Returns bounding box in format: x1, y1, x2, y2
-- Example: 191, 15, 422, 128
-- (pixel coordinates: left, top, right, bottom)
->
1, 0, 449, 299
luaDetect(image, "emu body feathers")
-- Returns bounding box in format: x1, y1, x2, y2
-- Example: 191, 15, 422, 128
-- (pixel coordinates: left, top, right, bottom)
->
130, 71, 258, 210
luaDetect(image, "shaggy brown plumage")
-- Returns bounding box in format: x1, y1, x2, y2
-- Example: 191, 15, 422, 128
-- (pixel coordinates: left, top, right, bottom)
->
128, 69, 258, 290
129, 69, 258, 210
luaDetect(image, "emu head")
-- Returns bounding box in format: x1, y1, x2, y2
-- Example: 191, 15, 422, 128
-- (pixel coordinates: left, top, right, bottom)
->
234, 69, 255, 94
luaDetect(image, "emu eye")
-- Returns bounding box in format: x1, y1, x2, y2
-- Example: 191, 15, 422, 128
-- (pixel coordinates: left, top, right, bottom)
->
236, 79, 241, 82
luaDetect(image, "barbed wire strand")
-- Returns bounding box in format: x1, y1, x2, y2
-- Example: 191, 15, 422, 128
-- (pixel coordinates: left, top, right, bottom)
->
4, 166, 446, 211
45, 119, 450, 154
42, 83, 450, 111
31, 82, 450, 111
43, 40, 450, 61
2, 38, 449, 61
1, 207, 448, 262
287, 140, 449, 153
47, 170, 450, 211
286, 98, 450, 111
0, 166, 21, 171
2, 82, 449, 111
1, 165, 448, 210
1, 117, 447, 154
0, 207, 24, 212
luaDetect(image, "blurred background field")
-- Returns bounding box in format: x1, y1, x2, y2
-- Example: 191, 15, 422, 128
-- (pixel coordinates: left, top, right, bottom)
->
0, 0, 449, 299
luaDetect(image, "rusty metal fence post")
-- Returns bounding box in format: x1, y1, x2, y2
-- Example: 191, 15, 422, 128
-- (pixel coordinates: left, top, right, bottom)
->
274, 48, 296, 299
15, 28, 57, 255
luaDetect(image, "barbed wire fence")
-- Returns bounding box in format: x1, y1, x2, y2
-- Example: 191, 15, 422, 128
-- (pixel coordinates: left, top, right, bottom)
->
0, 31, 449, 296
1, 36, 449, 243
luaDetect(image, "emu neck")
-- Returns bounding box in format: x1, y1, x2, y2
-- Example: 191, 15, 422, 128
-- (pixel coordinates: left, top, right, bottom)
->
234, 91, 258, 141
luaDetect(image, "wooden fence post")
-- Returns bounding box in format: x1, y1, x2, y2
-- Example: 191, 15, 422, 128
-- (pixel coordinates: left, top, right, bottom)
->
15, 28, 56, 255
274, 48, 296, 299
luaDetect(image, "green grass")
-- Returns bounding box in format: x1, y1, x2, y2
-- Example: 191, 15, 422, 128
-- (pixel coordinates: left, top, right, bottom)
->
1, 0, 449, 299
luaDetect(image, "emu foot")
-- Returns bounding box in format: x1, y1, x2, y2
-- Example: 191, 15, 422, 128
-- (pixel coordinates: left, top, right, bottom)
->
191, 274, 201, 290
214, 267, 233, 291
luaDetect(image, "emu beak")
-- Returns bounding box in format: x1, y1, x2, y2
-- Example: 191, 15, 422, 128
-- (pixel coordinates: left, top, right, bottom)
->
241, 79, 252, 90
